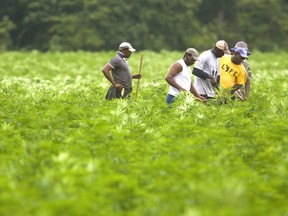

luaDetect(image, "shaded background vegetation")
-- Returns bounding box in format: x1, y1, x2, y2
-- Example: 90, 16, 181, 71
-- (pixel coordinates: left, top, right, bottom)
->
0, 0, 288, 52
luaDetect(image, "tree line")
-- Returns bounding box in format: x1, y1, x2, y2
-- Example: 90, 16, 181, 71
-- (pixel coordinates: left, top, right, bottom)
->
1, 0, 287, 52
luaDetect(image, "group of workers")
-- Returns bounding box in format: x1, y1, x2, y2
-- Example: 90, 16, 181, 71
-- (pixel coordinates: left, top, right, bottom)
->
101, 40, 252, 104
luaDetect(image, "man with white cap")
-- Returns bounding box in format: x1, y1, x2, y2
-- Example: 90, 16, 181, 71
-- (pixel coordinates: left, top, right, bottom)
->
165, 48, 206, 105
192, 40, 230, 99
102, 42, 141, 100
219, 47, 249, 99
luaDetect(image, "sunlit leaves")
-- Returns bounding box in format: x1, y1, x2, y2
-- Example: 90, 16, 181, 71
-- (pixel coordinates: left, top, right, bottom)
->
0, 51, 288, 216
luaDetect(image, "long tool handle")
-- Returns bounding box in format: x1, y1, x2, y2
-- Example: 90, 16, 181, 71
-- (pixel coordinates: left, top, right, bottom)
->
135, 54, 143, 97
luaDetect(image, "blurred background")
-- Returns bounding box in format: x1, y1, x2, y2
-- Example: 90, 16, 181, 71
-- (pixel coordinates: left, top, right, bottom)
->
0, 0, 287, 52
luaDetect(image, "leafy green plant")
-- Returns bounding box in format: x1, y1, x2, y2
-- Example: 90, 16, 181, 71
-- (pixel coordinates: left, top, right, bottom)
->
0, 51, 287, 216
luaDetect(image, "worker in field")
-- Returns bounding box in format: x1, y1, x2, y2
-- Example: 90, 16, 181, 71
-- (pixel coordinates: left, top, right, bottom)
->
102, 42, 141, 100
165, 48, 207, 105
219, 47, 249, 100
229, 41, 252, 100
192, 40, 230, 99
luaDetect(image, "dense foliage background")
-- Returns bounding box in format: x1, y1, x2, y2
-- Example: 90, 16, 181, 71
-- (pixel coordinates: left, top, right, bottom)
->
1, 0, 288, 52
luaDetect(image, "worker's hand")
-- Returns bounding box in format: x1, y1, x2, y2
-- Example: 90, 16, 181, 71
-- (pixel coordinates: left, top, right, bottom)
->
199, 96, 208, 102
114, 83, 123, 91
194, 96, 208, 104
242, 94, 248, 101
210, 77, 217, 87
133, 74, 142, 79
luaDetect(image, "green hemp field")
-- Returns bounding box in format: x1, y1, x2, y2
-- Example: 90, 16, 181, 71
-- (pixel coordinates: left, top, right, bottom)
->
0, 51, 287, 216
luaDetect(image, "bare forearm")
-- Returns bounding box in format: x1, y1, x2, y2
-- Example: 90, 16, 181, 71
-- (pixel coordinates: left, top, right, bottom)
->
245, 78, 250, 97
231, 84, 243, 93
102, 71, 115, 85
189, 85, 200, 97
165, 77, 185, 91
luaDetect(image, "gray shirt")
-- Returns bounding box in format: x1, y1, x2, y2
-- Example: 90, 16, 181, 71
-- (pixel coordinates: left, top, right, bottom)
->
108, 51, 132, 92
242, 60, 252, 78
193, 50, 219, 97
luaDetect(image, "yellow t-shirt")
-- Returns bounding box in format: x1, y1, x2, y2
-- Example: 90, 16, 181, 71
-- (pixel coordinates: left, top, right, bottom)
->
220, 55, 247, 89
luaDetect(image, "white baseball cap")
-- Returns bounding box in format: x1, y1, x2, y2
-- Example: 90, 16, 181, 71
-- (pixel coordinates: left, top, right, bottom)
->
186, 48, 199, 60
216, 40, 230, 54
119, 42, 136, 52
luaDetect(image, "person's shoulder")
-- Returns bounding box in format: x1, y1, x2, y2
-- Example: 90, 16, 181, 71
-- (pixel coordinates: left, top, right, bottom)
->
174, 59, 183, 65
176, 59, 184, 64
172, 60, 183, 69
110, 53, 122, 61
113, 52, 121, 59
223, 54, 231, 58
221, 54, 232, 61
199, 50, 213, 59
200, 50, 210, 56
242, 59, 250, 66
240, 63, 247, 72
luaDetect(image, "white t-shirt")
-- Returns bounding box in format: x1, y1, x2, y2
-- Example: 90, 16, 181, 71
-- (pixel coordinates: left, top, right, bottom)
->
193, 50, 219, 97
168, 59, 191, 96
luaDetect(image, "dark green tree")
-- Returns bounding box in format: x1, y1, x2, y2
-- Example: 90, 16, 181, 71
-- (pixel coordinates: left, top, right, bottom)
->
0, 0, 287, 51
0, 16, 16, 50
235, 0, 288, 51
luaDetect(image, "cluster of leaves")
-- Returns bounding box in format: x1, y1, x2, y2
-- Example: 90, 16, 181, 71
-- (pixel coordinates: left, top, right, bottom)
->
0, 51, 288, 216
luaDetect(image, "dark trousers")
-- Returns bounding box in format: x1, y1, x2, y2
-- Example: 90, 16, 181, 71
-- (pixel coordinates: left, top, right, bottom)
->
105, 85, 131, 100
